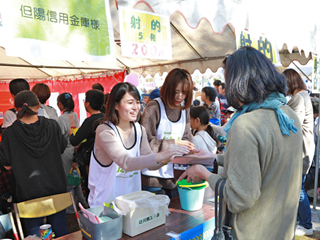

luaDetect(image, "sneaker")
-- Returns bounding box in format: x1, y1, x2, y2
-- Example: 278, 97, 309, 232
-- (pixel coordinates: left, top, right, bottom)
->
295, 225, 313, 236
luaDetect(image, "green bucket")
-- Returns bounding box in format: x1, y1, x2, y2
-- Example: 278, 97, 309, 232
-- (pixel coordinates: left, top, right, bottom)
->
177, 179, 207, 211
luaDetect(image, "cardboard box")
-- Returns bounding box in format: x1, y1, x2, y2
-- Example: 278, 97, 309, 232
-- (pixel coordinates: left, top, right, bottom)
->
79, 205, 123, 240
115, 191, 169, 237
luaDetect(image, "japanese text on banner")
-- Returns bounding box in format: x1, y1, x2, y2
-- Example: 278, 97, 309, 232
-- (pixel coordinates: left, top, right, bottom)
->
237, 30, 279, 64
119, 7, 172, 60
1, 0, 115, 61
312, 55, 320, 93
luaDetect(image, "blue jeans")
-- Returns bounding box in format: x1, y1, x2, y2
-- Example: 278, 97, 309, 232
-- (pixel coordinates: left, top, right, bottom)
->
23, 209, 69, 238
297, 174, 312, 229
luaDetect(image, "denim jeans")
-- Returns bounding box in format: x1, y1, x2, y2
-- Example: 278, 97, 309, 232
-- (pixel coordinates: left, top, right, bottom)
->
297, 174, 313, 229
23, 209, 69, 238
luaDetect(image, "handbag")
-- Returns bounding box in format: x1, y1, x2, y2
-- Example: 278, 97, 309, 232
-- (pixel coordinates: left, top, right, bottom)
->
211, 178, 233, 240
73, 144, 93, 167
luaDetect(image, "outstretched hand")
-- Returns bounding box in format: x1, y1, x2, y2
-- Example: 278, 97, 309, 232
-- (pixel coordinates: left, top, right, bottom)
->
157, 144, 189, 165
175, 140, 195, 151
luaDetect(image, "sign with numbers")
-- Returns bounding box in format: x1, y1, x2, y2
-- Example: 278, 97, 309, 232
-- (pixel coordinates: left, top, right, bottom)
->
236, 30, 280, 64
0, 0, 115, 61
118, 7, 172, 60
312, 55, 320, 93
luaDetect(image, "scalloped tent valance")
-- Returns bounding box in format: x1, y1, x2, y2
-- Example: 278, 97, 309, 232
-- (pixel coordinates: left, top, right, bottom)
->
0, 0, 317, 80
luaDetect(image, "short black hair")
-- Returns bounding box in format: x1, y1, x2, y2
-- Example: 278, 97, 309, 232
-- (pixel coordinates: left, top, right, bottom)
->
85, 89, 105, 111
9, 78, 30, 96
223, 46, 287, 109
220, 82, 225, 90
213, 79, 221, 87
202, 86, 218, 102
92, 83, 104, 92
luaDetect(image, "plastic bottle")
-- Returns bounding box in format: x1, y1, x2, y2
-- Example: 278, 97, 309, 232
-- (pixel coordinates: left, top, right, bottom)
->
73, 169, 79, 178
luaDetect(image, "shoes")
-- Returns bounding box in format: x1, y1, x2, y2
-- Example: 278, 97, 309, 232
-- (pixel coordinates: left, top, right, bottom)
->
295, 225, 313, 236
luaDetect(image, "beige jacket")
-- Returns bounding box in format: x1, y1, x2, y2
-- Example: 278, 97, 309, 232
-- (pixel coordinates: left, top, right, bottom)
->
208, 106, 302, 240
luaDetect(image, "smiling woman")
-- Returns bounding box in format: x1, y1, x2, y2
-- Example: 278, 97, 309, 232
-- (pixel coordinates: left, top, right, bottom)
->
87, 82, 189, 207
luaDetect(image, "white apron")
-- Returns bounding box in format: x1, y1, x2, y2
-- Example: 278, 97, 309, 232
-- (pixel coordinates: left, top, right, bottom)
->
142, 98, 185, 179
88, 122, 142, 207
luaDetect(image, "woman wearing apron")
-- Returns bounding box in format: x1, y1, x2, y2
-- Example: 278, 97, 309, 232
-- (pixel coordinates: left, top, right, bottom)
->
141, 68, 195, 198
88, 82, 189, 207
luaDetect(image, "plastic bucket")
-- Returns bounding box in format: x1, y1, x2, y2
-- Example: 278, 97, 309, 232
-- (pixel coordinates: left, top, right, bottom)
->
177, 179, 207, 211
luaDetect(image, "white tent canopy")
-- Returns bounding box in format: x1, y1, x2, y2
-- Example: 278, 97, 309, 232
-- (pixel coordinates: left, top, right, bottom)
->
0, 0, 317, 80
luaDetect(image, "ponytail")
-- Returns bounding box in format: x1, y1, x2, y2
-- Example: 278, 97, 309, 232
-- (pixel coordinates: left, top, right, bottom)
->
14, 90, 39, 119
57, 92, 74, 111
190, 106, 219, 145
206, 124, 219, 145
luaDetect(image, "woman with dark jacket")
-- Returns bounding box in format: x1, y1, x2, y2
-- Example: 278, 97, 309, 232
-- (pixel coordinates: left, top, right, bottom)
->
1, 90, 69, 238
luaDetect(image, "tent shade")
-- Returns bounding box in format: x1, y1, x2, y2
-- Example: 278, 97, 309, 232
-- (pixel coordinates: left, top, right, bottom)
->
0, 0, 317, 80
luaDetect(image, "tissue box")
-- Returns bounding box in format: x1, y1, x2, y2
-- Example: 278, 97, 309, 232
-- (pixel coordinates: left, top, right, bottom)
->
79, 205, 123, 240
114, 191, 169, 237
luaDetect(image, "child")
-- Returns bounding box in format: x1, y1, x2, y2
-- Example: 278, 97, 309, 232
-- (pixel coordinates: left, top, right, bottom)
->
190, 106, 219, 154
57, 93, 87, 211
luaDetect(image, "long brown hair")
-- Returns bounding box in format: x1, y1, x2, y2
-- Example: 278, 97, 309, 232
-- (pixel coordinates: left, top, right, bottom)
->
283, 69, 307, 96
160, 68, 193, 110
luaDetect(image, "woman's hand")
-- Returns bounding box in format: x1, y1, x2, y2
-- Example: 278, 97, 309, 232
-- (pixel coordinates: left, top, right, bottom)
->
178, 165, 212, 183
175, 140, 195, 151
156, 144, 189, 165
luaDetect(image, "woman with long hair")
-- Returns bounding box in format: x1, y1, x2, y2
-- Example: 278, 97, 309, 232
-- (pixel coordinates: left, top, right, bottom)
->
283, 68, 315, 236
141, 68, 195, 198
87, 82, 188, 207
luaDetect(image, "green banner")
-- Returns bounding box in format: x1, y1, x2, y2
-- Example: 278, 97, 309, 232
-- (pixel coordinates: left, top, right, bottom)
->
2, 0, 115, 61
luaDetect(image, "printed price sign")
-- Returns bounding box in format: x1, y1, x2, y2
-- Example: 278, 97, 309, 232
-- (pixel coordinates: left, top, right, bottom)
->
236, 30, 280, 64
312, 55, 320, 93
118, 7, 172, 60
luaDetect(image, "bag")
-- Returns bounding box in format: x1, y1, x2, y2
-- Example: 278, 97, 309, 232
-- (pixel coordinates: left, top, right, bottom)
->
73, 144, 93, 167
305, 166, 315, 191
211, 178, 233, 240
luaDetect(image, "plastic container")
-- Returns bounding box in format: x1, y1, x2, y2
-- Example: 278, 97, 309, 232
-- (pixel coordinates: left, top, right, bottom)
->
114, 191, 169, 237
177, 179, 207, 211
209, 118, 220, 126
67, 167, 82, 186
79, 205, 123, 240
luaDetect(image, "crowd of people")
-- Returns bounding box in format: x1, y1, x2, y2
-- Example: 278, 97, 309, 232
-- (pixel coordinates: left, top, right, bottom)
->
0, 46, 317, 238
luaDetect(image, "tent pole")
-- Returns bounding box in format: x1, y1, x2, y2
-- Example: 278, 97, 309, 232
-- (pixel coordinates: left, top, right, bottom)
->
313, 94, 320, 210
291, 61, 311, 81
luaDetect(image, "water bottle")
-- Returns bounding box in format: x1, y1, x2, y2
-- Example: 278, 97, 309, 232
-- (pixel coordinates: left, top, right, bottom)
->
72, 169, 79, 178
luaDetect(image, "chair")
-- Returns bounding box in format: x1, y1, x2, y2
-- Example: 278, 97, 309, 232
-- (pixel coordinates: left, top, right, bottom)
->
13, 192, 80, 239
0, 212, 20, 240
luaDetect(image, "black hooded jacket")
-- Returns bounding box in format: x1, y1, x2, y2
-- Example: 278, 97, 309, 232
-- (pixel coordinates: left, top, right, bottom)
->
1, 117, 67, 202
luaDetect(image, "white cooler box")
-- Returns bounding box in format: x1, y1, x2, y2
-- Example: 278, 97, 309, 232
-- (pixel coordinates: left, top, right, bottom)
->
113, 191, 170, 237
